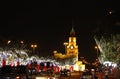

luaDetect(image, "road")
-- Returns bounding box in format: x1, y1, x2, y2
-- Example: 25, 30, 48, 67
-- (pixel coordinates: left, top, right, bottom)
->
58, 71, 81, 79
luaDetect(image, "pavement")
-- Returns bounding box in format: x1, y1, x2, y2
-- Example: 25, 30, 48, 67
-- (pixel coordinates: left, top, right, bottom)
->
58, 71, 81, 79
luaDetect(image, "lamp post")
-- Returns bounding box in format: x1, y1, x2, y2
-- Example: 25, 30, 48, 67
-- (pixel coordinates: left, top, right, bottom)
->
31, 44, 37, 53
7, 40, 11, 44
95, 46, 99, 58
63, 42, 68, 54
20, 41, 24, 44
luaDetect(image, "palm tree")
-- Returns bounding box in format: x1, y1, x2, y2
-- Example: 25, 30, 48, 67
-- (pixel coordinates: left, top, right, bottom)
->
94, 34, 120, 67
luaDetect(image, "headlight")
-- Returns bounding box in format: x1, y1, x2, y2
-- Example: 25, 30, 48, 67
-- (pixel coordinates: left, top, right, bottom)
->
36, 76, 48, 79
16, 76, 20, 79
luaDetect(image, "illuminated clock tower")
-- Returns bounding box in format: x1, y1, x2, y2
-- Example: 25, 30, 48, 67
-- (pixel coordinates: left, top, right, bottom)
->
66, 27, 79, 61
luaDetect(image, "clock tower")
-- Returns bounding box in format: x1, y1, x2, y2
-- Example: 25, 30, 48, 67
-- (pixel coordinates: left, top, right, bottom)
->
66, 27, 79, 61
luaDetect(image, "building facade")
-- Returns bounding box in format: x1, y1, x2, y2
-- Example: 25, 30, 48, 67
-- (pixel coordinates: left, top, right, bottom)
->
54, 27, 79, 62
53, 27, 85, 71
66, 27, 79, 61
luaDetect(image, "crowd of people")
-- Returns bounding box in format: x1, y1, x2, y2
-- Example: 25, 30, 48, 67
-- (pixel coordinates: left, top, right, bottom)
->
90, 67, 114, 79
90, 66, 120, 79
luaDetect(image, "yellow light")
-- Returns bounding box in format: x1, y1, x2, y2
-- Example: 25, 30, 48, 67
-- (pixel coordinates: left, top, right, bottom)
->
76, 61, 82, 65
34, 45, 37, 47
20, 41, 24, 44
74, 64, 79, 71
73, 38, 76, 42
31, 44, 37, 53
73, 61, 85, 71
95, 46, 98, 49
70, 46, 74, 49
31, 44, 37, 48
36, 77, 48, 79
64, 42, 68, 45
7, 40, 11, 44
80, 64, 85, 71
31, 45, 33, 47
16, 76, 20, 79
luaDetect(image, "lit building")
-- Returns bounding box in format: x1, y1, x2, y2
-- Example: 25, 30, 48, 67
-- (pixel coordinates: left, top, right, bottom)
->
54, 27, 85, 71
54, 27, 78, 60
66, 27, 79, 61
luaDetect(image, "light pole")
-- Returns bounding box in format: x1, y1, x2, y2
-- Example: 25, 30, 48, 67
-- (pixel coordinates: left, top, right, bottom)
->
95, 46, 99, 58
20, 41, 24, 44
63, 42, 68, 54
31, 44, 37, 53
7, 40, 11, 44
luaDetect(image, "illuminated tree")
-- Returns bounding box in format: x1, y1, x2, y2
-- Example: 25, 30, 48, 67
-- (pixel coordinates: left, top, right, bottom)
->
0, 40, 30, 65
94, 34, 120, 67
55, 55, 76, 66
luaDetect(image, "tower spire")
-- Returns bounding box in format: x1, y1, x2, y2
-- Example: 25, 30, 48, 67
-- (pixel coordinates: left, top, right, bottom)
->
70, 26, 75, 37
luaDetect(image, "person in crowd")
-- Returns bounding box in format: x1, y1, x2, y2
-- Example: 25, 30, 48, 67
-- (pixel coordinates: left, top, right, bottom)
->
97, 70, 104, 79
104, 69, 109, 79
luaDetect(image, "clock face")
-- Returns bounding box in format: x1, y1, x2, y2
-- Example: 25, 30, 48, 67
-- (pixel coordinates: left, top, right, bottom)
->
70, 46, 74, 49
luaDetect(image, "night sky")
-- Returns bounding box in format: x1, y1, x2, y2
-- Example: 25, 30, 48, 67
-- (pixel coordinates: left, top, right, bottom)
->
0, 1, 120, 62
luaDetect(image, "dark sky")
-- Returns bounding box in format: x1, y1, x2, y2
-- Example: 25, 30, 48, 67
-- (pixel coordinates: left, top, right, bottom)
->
0, 1, 120, 62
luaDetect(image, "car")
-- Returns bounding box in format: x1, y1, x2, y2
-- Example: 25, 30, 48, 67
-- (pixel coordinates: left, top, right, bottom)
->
81, 71, 92, 79
0, 65, 28, 79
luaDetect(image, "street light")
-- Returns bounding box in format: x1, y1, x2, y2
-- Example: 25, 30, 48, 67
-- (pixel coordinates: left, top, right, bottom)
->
7, 40, 11, 44
95, 46, 99, 58
20, 41, 24, 44
31, 44, 37, 53
63, 42, 68, 54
